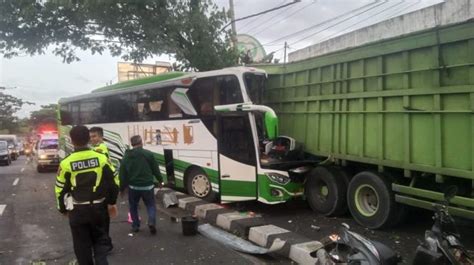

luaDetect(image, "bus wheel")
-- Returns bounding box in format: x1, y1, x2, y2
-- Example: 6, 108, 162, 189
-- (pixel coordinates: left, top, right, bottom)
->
347, 171, 402, 229
186, 168, 217, 202
37, 165, 44, 173
305, 166, 348, 216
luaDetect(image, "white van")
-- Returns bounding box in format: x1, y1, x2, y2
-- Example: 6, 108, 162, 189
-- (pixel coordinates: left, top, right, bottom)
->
35, 133, 60, 172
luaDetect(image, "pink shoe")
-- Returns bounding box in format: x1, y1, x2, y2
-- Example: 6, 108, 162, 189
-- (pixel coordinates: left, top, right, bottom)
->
127, 212, 141, 223
127, 212, 133, 223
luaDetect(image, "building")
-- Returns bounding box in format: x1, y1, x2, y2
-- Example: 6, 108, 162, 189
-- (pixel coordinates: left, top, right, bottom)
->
117, 61, 172, 82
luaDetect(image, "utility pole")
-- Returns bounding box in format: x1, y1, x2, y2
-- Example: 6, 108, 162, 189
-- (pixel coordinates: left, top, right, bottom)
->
228, 0, 238, 48
283, 42, 289, 64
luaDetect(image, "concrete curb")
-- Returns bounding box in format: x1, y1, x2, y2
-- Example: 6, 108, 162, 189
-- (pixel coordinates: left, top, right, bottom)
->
155, 188, 323, 265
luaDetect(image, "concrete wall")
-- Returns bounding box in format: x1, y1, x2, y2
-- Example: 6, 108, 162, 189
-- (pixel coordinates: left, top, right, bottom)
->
289, 0, 474, 62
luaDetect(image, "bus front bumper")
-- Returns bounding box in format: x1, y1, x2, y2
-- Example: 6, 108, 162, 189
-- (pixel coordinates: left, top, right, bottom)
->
257, 174, 304, 204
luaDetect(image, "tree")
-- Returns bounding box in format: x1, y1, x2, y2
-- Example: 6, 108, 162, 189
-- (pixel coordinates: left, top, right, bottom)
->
0, 88, 33, 133
0, 0, 238, 71
29, 104, 57, 129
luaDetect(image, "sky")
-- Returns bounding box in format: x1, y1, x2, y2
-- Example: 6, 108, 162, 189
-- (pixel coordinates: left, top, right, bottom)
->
0, 0, 441, 118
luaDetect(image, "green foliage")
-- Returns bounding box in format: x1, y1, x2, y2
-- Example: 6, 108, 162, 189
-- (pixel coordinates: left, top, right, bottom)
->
0, 0, 238, 71
29, 103, 58, 128
0, 88, 33, 133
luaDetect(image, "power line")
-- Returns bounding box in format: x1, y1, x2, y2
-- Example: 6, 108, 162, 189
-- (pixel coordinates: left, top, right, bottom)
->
264, 1, 391, 58
221, 0, 301, 31
245, 2, 301, 35
250, 1, 318, 36
314, 1, 409, 44
289, 0, 396, 46
385, 0, 422, 20
263, 0, 383, 45
238, 0, 287, 32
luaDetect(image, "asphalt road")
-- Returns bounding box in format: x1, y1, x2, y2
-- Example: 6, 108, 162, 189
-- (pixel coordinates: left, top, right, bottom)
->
1, 156, 473, 264
0, 156, 281, 265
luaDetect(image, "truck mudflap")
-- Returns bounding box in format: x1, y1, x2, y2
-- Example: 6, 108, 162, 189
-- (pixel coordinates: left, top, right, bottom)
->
392, 184, 474, 220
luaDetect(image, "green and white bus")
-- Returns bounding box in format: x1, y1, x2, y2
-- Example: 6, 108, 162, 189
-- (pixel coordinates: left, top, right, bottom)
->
58, 67, 312, 204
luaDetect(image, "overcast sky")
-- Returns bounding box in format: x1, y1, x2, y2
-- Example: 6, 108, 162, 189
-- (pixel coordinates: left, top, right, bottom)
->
0, 0, 441, 118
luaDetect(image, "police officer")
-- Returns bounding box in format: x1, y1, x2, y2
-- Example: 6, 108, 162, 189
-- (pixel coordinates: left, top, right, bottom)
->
90, 127, 109, 158
89, 126, 120, 186
89, 126, 116, 253
55, 125, 118, 265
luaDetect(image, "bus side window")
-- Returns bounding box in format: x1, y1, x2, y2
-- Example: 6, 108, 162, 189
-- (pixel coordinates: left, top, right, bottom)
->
80, 99, 102, 124
105, 93, 137, 122
70, 103, 81, 125
218, 76, 242, 105
189, 78, 216, 116
137, 89, 165, 121
60, 104, 72, 125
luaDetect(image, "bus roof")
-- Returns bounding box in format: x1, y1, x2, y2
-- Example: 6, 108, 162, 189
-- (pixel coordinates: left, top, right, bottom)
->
58, 66, 266, 104
92, 72, 187, 93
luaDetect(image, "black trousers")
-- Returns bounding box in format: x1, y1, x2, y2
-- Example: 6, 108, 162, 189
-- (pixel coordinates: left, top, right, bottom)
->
104, 211, 113, 249
69, 204, 110, 265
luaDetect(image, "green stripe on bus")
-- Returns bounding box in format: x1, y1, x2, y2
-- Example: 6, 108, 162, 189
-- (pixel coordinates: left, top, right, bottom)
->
93, 72, 187, 92
220, 180, 256, 197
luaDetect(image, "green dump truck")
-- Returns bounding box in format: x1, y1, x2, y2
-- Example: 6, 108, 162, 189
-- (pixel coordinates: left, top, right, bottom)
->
257, 20, 474, 229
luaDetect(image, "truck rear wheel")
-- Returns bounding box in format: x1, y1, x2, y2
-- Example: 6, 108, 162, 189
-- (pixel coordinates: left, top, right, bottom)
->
347, 171, 403, 229
305, 166, 348, 216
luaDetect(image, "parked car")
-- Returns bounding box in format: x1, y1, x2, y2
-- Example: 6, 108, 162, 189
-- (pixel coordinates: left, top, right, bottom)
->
0, 140, 11, 166
0, 135, 19, 160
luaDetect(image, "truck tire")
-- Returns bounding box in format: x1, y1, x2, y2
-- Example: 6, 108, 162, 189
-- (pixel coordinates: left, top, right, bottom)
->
347, 171, 403, 229
186, 168, 217, 202
305, 166, 348, 216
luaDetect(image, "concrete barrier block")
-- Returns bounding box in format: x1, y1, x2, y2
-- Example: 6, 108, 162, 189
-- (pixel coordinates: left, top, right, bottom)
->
216, 212, 249, 231
229, 217, 267, 238
249, 225, 290, 247
289, 241, 323, 265
178, 197, 202, 209
194, 204, 223, 219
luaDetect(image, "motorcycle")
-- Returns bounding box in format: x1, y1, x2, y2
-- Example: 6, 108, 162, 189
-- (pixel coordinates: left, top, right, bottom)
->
315, 223, 401, 265
413, 186, 473, 265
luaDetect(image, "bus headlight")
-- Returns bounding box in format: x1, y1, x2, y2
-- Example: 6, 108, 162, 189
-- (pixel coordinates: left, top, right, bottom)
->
39, 154, 48, 160
265, 172, 290, 185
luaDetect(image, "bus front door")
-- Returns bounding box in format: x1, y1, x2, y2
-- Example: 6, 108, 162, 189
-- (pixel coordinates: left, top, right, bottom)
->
218, 114, 258, 202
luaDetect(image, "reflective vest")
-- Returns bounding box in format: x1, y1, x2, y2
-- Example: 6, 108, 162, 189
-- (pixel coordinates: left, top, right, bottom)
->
92, 142, 120, 186
55, 148, 118, 212
93, 142, 109, 158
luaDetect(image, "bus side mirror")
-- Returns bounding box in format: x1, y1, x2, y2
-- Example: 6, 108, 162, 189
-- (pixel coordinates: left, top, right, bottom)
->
265, 111, 278, 140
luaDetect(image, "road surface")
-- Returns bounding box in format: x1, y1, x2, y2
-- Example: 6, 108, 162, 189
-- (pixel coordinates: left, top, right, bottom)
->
0, 156, 283, 265
1, 156, 473, 264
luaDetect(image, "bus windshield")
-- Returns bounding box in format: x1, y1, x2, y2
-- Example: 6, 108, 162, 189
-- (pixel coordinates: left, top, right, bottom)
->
244, 73, 266, 104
